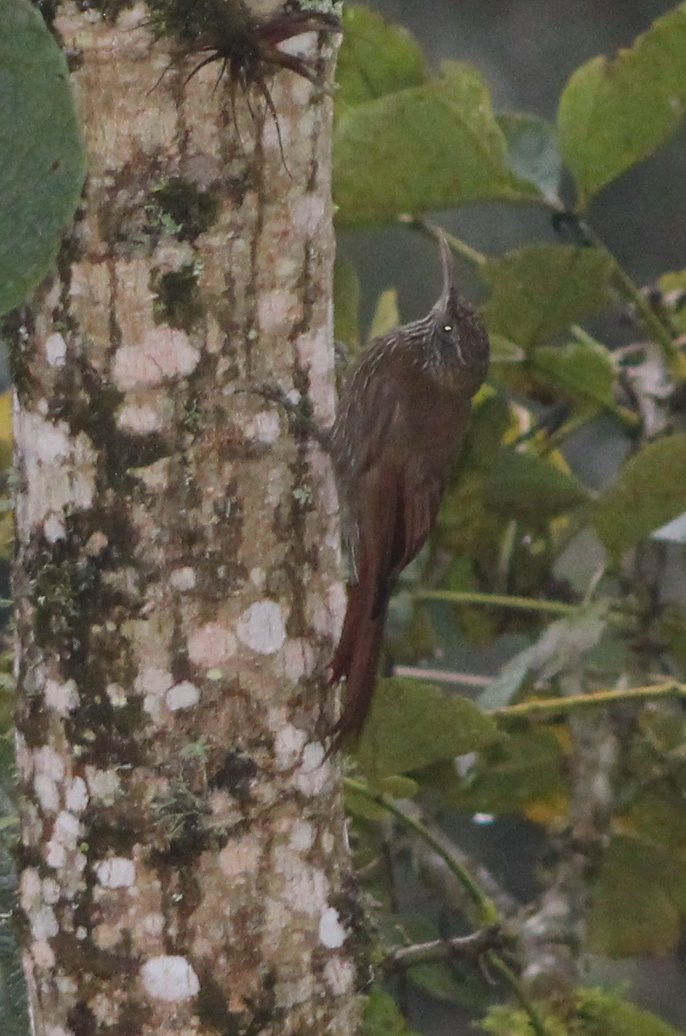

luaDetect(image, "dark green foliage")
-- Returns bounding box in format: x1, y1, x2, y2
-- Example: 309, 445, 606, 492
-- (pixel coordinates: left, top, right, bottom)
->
0, 0, 84, 316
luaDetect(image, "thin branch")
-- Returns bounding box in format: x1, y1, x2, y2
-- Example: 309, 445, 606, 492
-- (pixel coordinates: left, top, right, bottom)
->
381, 926, 502, 973
415, 588, 579, 617
393, 664, 491, 688
344, 778, 497, 925
345, 779, 554, 1035
492, 680, 686, 721
582, 224, 685, 381
487, 954, 551, 1036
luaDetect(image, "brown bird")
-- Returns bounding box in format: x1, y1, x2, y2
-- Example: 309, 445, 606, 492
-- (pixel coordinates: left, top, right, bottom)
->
328, 232, 490, 748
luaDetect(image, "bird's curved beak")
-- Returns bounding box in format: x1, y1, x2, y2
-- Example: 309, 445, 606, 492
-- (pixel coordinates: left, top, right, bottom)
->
435, 230, 457, 312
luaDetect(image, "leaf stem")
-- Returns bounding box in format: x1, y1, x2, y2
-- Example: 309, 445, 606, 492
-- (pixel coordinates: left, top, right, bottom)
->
487, 954, 551, 1036
582, 224, 685, 381
492, 680, 686, 720
344, 777, 496, 923
345, 781, 553, 1033
415, 589, 578, 616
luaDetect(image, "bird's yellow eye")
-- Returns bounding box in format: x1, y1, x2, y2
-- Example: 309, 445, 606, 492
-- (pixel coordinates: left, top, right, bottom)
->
443, 324, 453, 332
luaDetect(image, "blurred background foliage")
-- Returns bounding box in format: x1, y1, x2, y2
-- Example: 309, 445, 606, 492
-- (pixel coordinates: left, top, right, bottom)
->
333, 3, 686, 1034
2, 1, 686, 1034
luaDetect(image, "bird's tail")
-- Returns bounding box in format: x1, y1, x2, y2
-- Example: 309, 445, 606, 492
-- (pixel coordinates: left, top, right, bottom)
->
327, 577, 387, 752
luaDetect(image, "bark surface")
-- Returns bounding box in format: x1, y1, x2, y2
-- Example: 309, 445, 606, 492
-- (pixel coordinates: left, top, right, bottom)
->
12, 3, 359, 1032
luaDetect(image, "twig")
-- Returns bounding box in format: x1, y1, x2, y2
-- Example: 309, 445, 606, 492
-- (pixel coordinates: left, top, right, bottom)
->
393, 665, 491, 688
492, 680, 686, 721
344, 778, 496, 924
381, 926, 502, 973
415, 588, 578, 616
487, 954, 550, 1036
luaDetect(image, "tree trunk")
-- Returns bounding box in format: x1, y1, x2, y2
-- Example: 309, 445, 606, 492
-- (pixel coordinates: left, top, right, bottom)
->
12, 2, 360, 1032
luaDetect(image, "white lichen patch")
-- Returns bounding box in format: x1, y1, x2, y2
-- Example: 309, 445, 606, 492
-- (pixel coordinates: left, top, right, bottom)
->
85, 531, 109, 556
44, 678, 79, 714
273, 723, 307, 770
96, 857, 136, 889
165, 681, 200, 711
140, 955, 200, 1002
33, 746, 65, 814
249, 567, 265, 588
31, 904, 59, 941
106, 683, 127, 707
319, 907, 346, 949
32, 940, 56, 969
188, 622, 237, 668
236, 601, 286, 655
274, 852, 329, 916
257, 288, 299, 334
219, 833, 262, 879
292, 193, 327, 238
15, 410, 97, 529
244, 409, 280, 444
112, 327, 199, 391
66, 777, 89, 814
136, 665, 173, 716
43, 513, 66, 543
19, 868, 41, 911
85, 767, 122, 805
44, 332, 67, 367
289, 820, 315, 852
170, 566, 196, 591
295, 742, 330, 798
117, 401, 162, 434
323, 956, 356, 997
42, 877, 60, 904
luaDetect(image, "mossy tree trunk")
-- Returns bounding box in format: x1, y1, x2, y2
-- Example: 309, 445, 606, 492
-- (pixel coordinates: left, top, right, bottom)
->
11, 2, 360, 1032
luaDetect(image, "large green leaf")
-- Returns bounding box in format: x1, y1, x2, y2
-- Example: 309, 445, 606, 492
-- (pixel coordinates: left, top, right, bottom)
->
588, 836, 685, 956
362, 988, 422, 1036
336, 5, 427, 108
531, 340, 616, 410
334, 64, 528, 226
497, 112, 561, 202
0, 0, 85, 315
484, 449, 590, 522
354, 677, 501, 781
558, 3, 686, 207
481, 246, 613, 350
594, 434, 686, 559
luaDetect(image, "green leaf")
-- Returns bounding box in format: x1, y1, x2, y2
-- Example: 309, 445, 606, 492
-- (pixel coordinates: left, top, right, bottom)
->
577, 987, 683, 1036
334, 255, 361, 346
594, 434, 686, 558
336, 5, 427, 108
484, 449, 590, 522
481, 245, 613, 350
378, 775, 418, 799
362, 988, 421, 1036
531, 340, 616, 410
657, 268, 686, 335
478, 604, 607, 710
558, 4, 686, 206
355, 677, 502, 780
497, 112, 561, 202
0, 0, 85, 315
443, 729, 565, 818
368, 288, 400, 339
588, 836, 684, 956
334, 64, 525, 227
